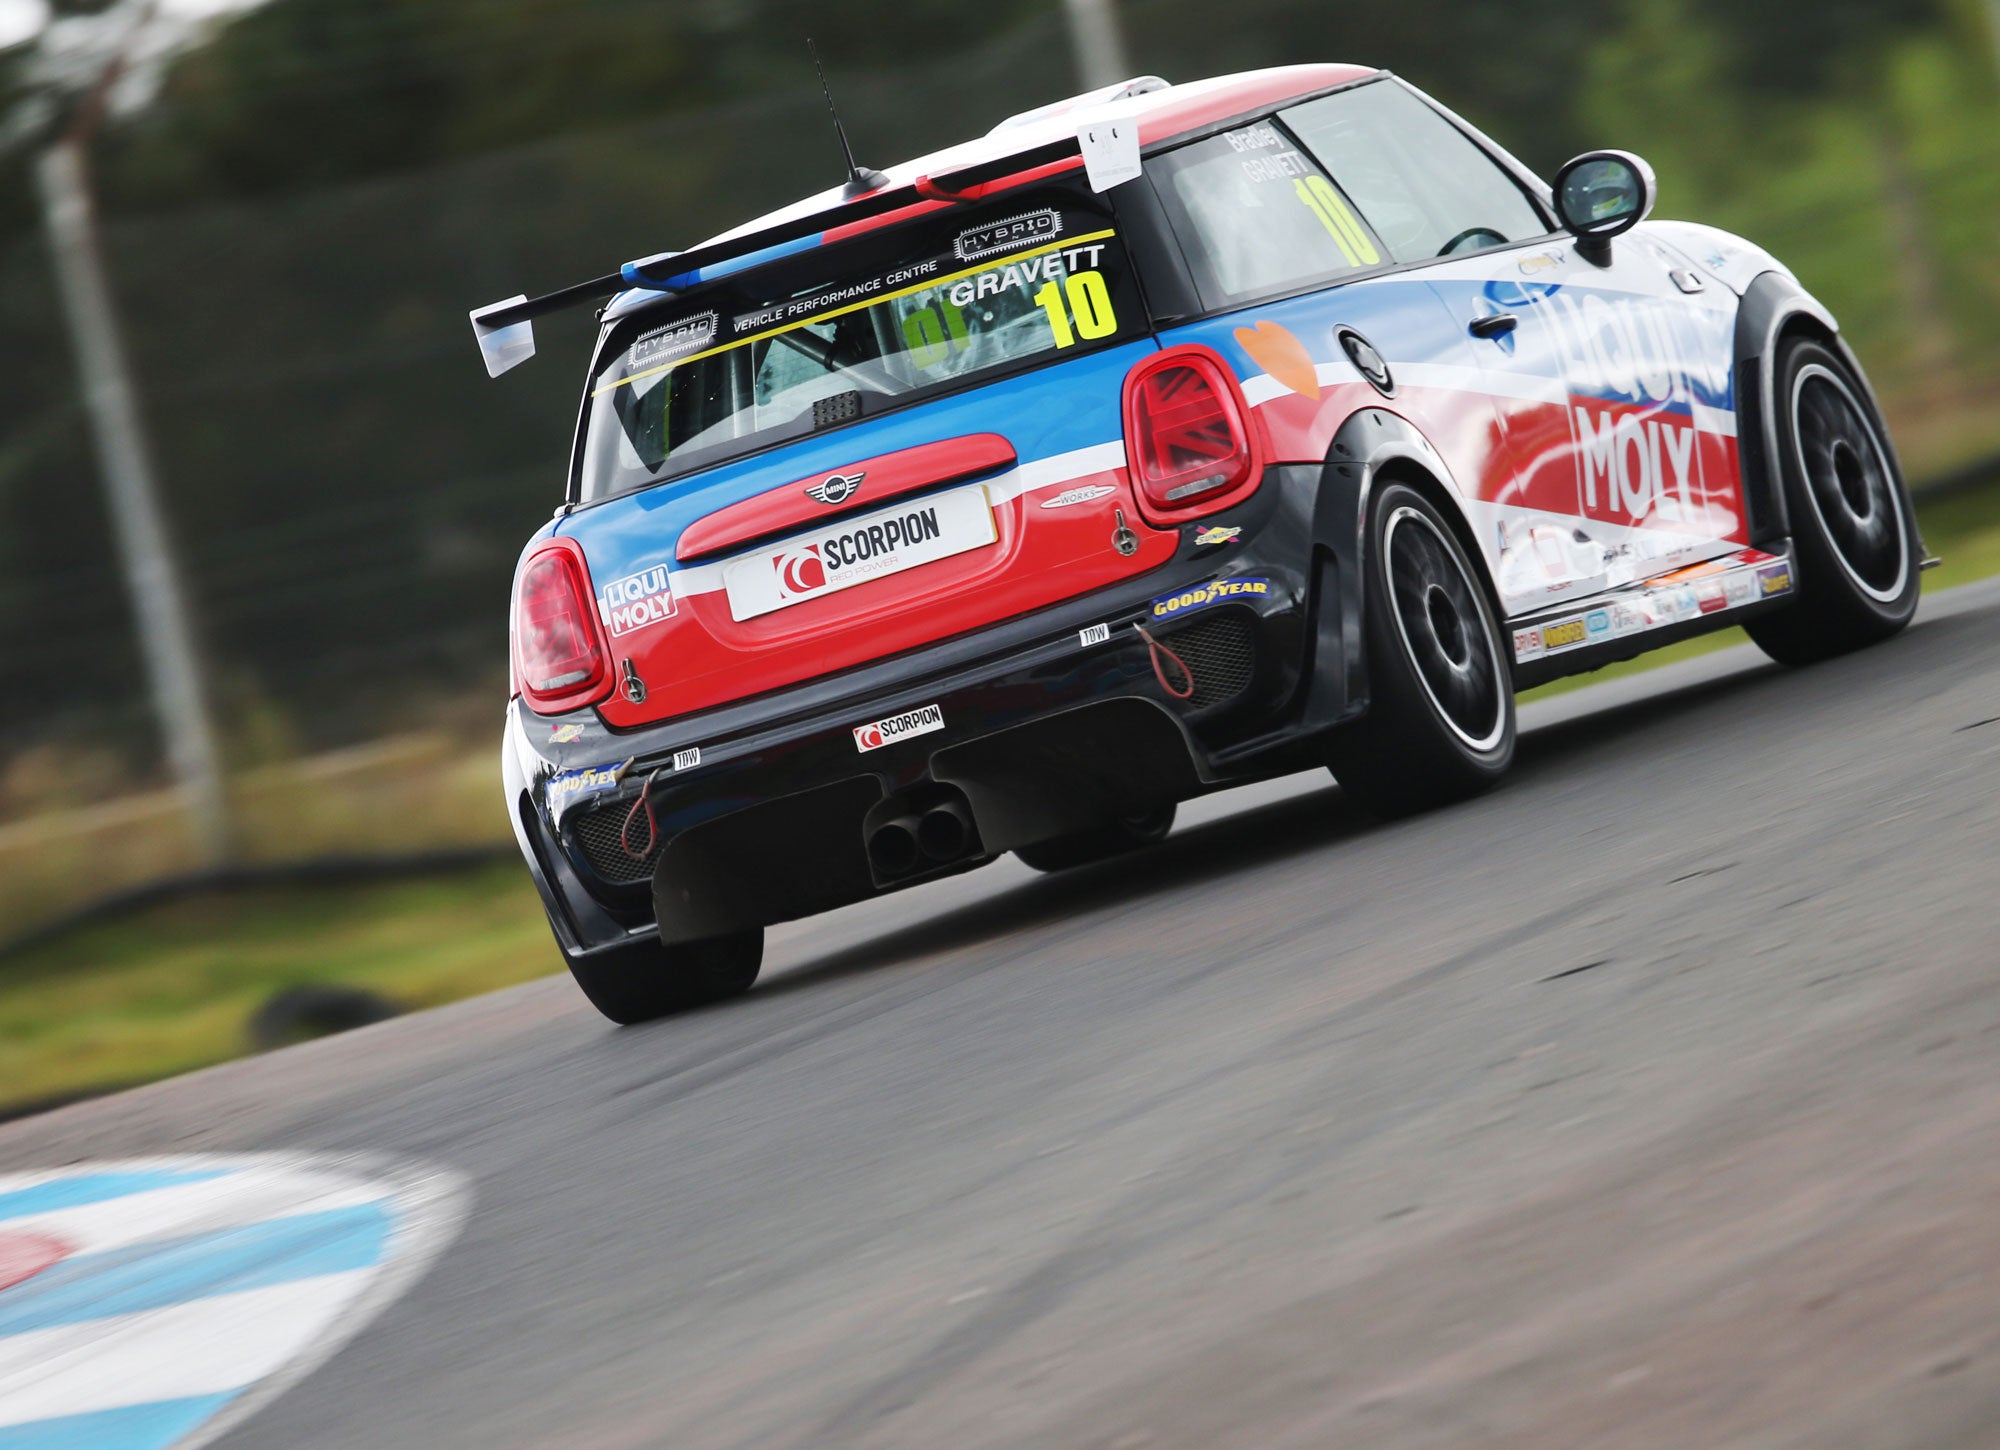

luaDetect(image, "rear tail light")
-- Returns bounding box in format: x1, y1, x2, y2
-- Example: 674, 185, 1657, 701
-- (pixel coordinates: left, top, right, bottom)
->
513, 543, 612, 713
1121, 345, 1261, 523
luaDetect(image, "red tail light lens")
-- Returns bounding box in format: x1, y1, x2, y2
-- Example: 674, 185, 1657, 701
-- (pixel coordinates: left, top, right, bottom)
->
1122, 346, 1260, 523
513, 545, 611, 712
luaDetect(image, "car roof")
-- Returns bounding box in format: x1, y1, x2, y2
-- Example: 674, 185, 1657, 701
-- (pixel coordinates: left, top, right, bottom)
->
704, 64, 1379, 250
595, 64, 1380, 323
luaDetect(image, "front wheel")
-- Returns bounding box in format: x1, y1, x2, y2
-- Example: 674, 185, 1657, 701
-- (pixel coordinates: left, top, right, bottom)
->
1325, 481, 1515, 818
565, 927, 763, 1025
1745, 338, 1920, 666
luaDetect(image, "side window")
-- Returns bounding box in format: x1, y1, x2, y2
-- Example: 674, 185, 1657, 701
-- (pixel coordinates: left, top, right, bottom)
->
1149, 120, 1384, 310
1283, 82, 1548, 265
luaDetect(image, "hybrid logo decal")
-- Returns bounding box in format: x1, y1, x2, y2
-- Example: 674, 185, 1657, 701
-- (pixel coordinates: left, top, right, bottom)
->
601, 564, 674, 636
806, 471, 865, 506
954, 209, 1062, 262
1150, 577, 1272, 619
628, 311, 717, 369
853, 703, 945, 753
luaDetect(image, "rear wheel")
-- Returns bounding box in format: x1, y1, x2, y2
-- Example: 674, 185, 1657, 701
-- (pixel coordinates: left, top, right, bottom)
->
565, 927, 763, 1025
1745, 338, 1920, 665
1325, 481, 1515, 817
1015, 802, 1176, 873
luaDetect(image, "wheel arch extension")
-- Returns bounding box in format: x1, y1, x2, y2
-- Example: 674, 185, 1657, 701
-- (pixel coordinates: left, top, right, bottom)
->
1307, 407, 1502, 719
1733, 270, 1907, 546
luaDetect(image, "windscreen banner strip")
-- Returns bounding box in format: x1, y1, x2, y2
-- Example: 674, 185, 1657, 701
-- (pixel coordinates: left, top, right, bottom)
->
592, 227, 1120, 398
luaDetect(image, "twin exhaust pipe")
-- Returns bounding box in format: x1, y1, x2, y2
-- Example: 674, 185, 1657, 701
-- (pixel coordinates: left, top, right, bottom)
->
866, 796, 976, 878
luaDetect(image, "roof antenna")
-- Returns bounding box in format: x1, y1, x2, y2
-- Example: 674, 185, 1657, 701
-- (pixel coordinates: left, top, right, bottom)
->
809, 39, 889, 200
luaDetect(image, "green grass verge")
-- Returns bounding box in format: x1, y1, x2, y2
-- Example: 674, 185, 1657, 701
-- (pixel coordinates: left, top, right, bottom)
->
0, 863, 553, 1114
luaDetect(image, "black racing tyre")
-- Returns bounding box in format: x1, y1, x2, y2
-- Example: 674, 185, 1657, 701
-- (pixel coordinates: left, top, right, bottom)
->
565, 927, 763, 1025
1745, 338, 1920, 666
1325, 481, 1515, 817
1014, 802, 1176, 873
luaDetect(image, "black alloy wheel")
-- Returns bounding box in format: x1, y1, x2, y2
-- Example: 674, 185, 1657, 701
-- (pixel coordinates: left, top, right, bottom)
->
1325, 481, 1515, 817
1745, 338, 1920, 665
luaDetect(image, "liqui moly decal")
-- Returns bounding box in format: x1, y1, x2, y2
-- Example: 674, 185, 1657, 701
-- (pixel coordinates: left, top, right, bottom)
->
601, 564, 674, 636
1487, 277, 1738, 533
853, 704, 945, 752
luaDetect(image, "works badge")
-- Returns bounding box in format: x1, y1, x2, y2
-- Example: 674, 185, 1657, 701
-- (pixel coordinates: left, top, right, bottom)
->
601, 564, 674, 637
1150, 577, 1272, 619
853, 704, 945, 753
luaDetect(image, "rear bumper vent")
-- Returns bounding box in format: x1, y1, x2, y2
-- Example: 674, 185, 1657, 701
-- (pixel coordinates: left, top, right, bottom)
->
1160, 611, 1257, 711
568, 801, 663, 886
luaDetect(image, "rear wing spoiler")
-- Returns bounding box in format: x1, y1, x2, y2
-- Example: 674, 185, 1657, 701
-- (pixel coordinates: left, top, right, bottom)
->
469, 118, 1141, 377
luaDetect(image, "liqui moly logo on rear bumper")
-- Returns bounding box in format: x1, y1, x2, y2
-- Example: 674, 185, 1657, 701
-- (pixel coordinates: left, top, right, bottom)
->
601, 564, 674, 636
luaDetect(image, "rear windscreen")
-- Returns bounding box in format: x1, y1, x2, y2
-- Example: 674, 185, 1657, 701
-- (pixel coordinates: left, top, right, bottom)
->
579, 187, 1144, 502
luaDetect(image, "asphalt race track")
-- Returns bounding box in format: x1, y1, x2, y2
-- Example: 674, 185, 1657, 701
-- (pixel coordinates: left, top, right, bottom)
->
6, 579, 1999, 1449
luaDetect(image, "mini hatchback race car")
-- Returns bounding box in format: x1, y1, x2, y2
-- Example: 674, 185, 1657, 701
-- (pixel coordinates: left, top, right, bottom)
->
476, 65, 1926, 1023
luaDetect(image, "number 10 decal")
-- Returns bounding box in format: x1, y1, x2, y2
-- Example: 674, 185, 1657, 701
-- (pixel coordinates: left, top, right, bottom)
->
1032, 271, 1118, 349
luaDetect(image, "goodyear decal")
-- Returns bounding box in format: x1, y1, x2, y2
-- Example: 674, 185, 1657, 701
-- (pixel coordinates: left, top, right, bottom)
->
1149, 577, 1272, 619
547, 763, 624, 808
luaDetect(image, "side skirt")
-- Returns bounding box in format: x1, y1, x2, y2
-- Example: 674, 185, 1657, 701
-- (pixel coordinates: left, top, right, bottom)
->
1509, 543, 1797, 690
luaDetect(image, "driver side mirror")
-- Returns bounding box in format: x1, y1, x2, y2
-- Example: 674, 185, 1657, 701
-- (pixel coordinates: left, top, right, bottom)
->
1552, 150, 1655, 265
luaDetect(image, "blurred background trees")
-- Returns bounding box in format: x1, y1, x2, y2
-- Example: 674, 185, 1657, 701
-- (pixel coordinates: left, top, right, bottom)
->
0, 0, 1995, 807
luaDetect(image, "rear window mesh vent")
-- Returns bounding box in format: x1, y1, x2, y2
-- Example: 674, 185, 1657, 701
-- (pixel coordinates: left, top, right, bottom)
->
569, 801, 663, 886
1161, 612, 1258, 710
813, 391, 862, 429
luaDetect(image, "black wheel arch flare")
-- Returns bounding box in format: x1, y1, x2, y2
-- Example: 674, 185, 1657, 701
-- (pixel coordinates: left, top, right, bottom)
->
1732, 270, 1911, 551
1307, 407, 1505, 721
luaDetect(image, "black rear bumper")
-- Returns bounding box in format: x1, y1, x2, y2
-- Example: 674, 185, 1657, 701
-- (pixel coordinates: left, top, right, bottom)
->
504, 462, 1365, 956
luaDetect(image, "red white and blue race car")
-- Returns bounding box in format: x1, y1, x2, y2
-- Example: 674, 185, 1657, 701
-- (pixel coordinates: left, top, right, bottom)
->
476, 65, 1925, 1022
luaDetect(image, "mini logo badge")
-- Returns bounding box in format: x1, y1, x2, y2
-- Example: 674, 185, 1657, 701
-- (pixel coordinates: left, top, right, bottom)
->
1039, 485, 1116, 509
805, 471, 866, 506
853, 703, 945, 753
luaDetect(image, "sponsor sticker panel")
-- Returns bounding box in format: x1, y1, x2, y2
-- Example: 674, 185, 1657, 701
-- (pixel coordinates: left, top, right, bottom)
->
1512, 548, 1794, 664
853, 704, 945, 753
